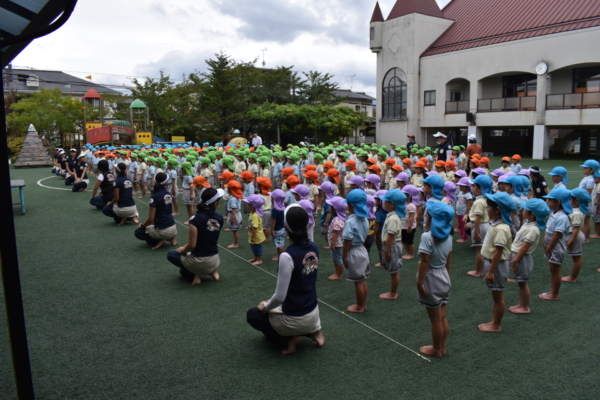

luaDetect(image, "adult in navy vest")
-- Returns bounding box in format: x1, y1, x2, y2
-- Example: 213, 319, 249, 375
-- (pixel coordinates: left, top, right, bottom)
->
247, 204, 325, 355
167, 187, 224, 284
90, 160, 115, 209
136, 172, 178, 250
434, 132, 452, 162
102, 163, 139, 225
67, 154, 89, 192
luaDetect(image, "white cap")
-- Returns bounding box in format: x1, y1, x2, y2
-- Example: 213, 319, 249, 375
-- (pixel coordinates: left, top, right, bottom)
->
468, 134, 476, 140
77, 154, 86, 159
433, 132, 447, 138
69, 148, 77, 152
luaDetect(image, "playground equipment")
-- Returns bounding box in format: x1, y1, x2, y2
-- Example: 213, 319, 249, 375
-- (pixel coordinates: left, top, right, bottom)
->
13, 124, 53, 168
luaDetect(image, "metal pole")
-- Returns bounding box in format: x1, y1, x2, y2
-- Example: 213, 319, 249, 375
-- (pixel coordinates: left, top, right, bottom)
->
0, 54, 36, 400
277, 124, 281, 145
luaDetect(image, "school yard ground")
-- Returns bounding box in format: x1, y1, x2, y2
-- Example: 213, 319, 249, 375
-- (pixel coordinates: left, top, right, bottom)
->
1, 157, 599, 399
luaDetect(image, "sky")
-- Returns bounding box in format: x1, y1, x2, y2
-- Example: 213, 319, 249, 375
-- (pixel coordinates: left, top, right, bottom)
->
11, 0, 452, 97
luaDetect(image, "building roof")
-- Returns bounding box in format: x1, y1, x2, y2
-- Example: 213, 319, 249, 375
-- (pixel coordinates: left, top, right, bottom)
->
333, 89, 376, 102
422, 0, 600, 56
3, 68, 121, 95
370, 2, 384, 23
387, 0, 445, 21
129, 99, 148, 109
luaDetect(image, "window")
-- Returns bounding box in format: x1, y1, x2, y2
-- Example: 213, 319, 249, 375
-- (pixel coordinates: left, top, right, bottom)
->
503, 74, 537, 97
424, 90, 435, 106
382, 68, 407, 120
573, 66, 600, 93
26, 74, 39, 87
450, 90, 462, 101
370, 27, 374, 41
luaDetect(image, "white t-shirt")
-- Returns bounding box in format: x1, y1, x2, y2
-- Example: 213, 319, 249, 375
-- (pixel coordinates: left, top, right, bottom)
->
251, 136, 263, 147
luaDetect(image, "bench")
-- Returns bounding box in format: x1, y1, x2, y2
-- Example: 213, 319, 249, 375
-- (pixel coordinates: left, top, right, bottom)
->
11, 180, 25, 215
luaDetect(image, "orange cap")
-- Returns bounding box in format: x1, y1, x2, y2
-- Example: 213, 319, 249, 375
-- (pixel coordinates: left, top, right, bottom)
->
502, 157, 511, 162
402, 158, 412, 166
325, 168, 340, 184
512, 154, 521, 160
224, 181, 243, 198
284, 175, 300, 188
472, 154, 481, 160
282, 167, 295, 176
471, 159, 481, 166
322, 161, 334, 169
480, 157, 490, 164
219, 171, 235, 182
384, 158, 396, 165
446, 160, 456, 167
420, 157, 429, 164
302, 170, 320, 184
435, 160, 446, 168
368, 164, 381, 177
366, 158, 376, 165
391, 164, 403, 173
305, 164, 317, 171
191, 176, 210, 188
256, 177, 272, 195
414, 161, 427, 169
238, 171, 254, 181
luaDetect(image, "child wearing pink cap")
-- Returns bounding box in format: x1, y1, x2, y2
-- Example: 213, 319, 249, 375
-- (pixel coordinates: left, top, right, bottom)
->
270, 189, 286, 262
326, 196, 347, 280
456, 177, 473, 243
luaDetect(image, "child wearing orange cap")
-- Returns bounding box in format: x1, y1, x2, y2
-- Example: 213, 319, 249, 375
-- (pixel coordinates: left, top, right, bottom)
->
239, 170, 256, 216
224, 181, 243, 248
284, 175, 300, 206
445, 160, 456, 182
500, 157, 512, 173
368, 164, 381, 178
402, 158, 413, 178
411, 162, 426, 187
479, 157, 491, 175
343, 160, 357, 194
435, 160, 447, 181
256, 177, 273, 242
388, 164, 403, 190
188, 176, 210, 224
281, 167, 295, 193
383, 159, 396, 189
325, 169, 341, 196
510, 154, 522, 174
303, 170, 320, 211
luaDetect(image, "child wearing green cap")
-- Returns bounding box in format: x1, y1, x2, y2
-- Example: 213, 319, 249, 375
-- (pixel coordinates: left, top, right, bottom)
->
180, 162, 195, 223
166, 160, 180, 216
136, 155, 148, 199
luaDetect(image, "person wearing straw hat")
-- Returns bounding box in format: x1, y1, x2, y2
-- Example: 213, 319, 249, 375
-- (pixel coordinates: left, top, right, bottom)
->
167, 187, 224, 285
416, 201, 454, 357
247, 204, 324, 356
135, 172, 178, 250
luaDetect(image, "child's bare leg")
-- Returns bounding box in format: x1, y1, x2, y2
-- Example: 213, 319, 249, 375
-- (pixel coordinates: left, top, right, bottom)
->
251, 255, 263, 265
328, 262, 343, 280
310, 330, 325, 347
133, 182, 138, 194
440, 304, 449, 355
117, 217, 128, 226
347, 280, 368, 313
402, 244, 414, 259
187, 205, 194, 220
152, 239, 167, 250
583, 216, 590, 241
282, 336, 303, 355
172, 198, 179, 215
263, 229, 270, 242
562, 255, 581, 282
468, 247, 483, 277
540, 263, 561, 300
420, 306, 444, 358
590, 222, 600, 238
227, 231, 239, 248
509, 282, 531, 314
192, 275, 201, 285
210, 269, 220, 281
138, 185, 146, 198
478, 291, 504, 332
379, 272, 400, 299
272, 247, 283, 261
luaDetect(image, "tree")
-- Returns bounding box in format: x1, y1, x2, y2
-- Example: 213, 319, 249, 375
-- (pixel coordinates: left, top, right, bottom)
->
7, 88, 83, 141
296, 71, 342, 106
131, 71, 178, 139
101, 93, 135, 121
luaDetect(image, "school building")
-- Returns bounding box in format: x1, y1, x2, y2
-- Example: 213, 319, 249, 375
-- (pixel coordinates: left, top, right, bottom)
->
370, 0, 600, 159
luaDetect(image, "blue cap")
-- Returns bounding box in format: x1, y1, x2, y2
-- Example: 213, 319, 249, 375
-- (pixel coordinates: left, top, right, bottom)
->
421, 175, 445, 200
380, 189, 407, 218
580, 159, 600, 178
519, 175, 530, 195
520, 199, 550, 231
570, 187, 592, 215
543, 188, 573, 214
427, 201, 455, 240
548, 166, 569, 185
470, 174, 493, 195
343, 189, 368, 218
484, 192, 517, 225
504, 175, 523, 196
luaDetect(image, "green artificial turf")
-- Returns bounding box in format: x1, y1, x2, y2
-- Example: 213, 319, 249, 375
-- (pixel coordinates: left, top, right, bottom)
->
1, 156, 599, 399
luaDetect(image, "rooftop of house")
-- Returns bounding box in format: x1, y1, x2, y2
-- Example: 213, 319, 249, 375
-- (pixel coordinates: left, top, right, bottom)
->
3, 68, 122, 95
333, 89, 376, 102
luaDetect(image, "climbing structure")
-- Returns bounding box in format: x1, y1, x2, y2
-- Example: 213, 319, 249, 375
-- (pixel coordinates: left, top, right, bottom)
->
14, 125, 53, 168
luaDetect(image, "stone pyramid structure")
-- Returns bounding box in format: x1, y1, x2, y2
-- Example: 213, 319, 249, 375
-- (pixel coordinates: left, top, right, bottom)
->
14, 125, 53, 168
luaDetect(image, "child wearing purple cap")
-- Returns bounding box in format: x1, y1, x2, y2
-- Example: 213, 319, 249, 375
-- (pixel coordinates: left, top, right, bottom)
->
299, 200, 315, 242
363, 195, 376, 256
442, 181, 457, 211
373, 190, 389, 268
244, 194, 266, 265
395, 172, 409, 190
270, 189, 286, 262
319, 182, 336, 249
291, 184, 309, 202
455, 178, 473, 243
401, 185, 419, 259
326, 196, 347, 280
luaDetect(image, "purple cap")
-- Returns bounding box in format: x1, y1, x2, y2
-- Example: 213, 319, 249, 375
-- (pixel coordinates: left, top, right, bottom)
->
365, 174, 381, 190
319, 181, 336, 200
455, 170, 467, 178
401, 185, 421, 206
348, 175, 365, 190
498, 174, 510, 183
491, 169, 505, 177
519, 169, 531, 176
427, 171, 439, 176
270, 189, 285, 211
242, 194, 265, 217
374, 190, 387, 199
298, 200, 315, 225
290, 184, 309, 200
457, 177, 472, 188
505, 172, 516, 177
366, 195, 375, 219
473, 167, 487, 175
325, 196, 348, 222
444, 181, 457, 203
395, 172, 409, 183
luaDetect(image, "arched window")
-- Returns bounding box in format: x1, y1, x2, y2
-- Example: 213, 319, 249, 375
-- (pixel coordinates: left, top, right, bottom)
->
382, 68, 407, 119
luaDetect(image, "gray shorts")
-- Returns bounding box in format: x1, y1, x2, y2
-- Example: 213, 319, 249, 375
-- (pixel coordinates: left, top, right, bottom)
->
471, 221, 490, 247
593, 208, 600, 224
138, 177, 147, 186
345, 245, 371, 282
544, 232, 566, 265
382, 241, 403, 274
565, 231, 584, 256
509, 252, 533, 282
182, 189, 194, 205
483, 257, 509, 291
320, 225, 328, 239
226, 211, 242, 231
417, 267, 450, 308
262, 210, 272, 230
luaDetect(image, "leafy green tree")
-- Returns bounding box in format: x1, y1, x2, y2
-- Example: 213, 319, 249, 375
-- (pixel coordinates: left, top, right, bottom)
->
296, 71, 342, 106
131, 71, 178, 139
101, 93, 134, 121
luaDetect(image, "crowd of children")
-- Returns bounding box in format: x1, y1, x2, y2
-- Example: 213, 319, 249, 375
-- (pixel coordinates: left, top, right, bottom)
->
50, 140, 600, 357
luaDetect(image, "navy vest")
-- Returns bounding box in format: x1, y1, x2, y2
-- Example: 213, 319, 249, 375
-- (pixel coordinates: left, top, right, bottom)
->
282, 242, 319, 317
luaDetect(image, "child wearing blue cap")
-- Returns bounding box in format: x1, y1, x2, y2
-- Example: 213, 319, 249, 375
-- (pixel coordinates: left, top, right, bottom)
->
500, 176, 523, 237
478, 192, 515, 332
540, 188, 572, 300
326, 196, 347, 280
548, 166, 568, 189
379, 189, 407, 300
373, 190, 389, 268
417, 201, 454, 358
592, 175, 600, 241
562, 188, 591, 283
466, 175, 492, 277
508, 199, 550, 314
421, 175, 444, 232
579, 160, 599, 240
342, 190, 370, 313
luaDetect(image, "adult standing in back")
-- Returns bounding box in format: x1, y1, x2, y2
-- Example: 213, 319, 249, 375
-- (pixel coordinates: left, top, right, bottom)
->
434, 132, 452, 162
466, 135, 482, 158
251, 132, 263, 148
407, 135, 417, 152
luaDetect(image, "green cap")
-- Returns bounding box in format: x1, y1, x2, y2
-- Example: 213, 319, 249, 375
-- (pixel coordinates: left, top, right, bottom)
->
258, 156, 270, 164
200, 157, 211, 164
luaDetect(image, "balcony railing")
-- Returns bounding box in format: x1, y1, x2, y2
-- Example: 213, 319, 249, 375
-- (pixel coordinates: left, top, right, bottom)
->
445, 100, 469, 114
546, 92, 600, 109
477, 96, 536, 112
